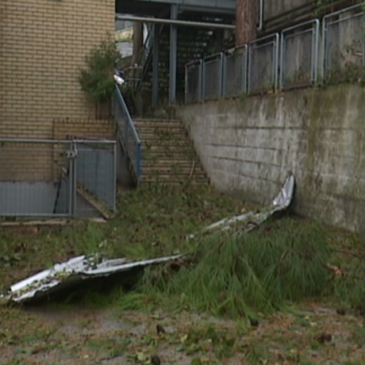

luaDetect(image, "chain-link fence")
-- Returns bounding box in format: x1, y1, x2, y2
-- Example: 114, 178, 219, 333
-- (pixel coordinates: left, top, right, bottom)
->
323, 4, 365, 83
223, 45, 248, 98
185, 60, 203, 104
248, 34, 280, 94
0, 139, 116, 218
202, 53, 224, 101
281, 20, 320, 89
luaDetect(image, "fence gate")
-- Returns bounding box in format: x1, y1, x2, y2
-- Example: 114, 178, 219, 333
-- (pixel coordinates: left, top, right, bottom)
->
0, 138, 116, 219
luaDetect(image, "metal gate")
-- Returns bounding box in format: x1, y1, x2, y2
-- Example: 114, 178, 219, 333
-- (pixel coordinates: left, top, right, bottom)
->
0, 138, 116, 218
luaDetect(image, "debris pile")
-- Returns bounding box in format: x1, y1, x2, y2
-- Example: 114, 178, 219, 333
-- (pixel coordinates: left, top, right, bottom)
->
1, 173, 296, 307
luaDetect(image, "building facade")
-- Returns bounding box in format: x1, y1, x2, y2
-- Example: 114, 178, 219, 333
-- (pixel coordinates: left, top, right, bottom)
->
0, 0, 115, 139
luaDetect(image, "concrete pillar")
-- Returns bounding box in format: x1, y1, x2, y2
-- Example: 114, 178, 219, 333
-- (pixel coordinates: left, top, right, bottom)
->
169, 4, 178, 104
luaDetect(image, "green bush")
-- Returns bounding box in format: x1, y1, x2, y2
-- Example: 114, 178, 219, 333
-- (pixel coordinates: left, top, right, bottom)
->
79, 37, 120, 104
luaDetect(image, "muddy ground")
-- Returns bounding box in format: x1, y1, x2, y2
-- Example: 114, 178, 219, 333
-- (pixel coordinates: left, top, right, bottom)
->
1, 302, 365, 365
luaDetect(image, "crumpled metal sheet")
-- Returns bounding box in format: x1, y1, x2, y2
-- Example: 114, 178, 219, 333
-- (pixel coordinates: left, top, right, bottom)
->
1, 254, 183, 304
204, 172, 295, 233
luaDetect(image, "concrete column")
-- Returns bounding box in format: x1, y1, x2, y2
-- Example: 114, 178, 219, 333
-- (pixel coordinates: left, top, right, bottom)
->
152, 24, 160, 107
169, 4, 178, 104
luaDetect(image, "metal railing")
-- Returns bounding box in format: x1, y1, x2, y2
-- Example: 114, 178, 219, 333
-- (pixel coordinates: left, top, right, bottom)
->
0, 138, 116, 218
280, 20, 320, 89
184, 4, 365, 103
322, 4, 365, 83
248, 33, 280, 94
223, 45, 248, 97
202, 53, 224, 101
114, 84, 142, 185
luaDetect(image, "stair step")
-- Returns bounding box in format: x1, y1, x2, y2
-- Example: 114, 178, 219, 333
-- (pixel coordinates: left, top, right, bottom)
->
141, 180, 209, 186
139, 134, 188, 141
142, 154, 197, 161
142, 141, 192, 148
142, 167, 206, 174
135, 121, 184, 126
141, 175, 209, 182
142, 159, 200, 167
136, 124, 186, 131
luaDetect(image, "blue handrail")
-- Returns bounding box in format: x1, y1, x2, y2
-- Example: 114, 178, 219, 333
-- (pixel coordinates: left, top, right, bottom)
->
115, 84, 142, 185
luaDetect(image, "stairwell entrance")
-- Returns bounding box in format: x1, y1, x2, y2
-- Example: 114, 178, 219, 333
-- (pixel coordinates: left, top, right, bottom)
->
0, 138, 116, 219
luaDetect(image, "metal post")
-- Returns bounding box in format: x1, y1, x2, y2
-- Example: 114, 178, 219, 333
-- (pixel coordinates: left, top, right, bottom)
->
198, 60, 203, 102
313, 20, 320, 83
219, 53, 224, 98
70, 142, 77, 217
152, 24, 160, 107
280, 32, 285, 90
169, 4, 178, 104
274, 33, 280, 91
112, 143, 117, 212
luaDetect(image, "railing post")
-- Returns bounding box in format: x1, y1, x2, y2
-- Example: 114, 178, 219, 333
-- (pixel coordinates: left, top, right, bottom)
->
202, 60, 206, 102
70, 141, 77, 217
198, 59, 203, 103
222, 52, 227, 98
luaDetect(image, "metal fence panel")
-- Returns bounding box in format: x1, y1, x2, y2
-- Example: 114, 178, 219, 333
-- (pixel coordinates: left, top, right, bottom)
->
281, 20, 320, 89
223, 45, 248, 98
323, 5, 364, 83
248, 34, 280, 94
75, 141, 116, 216
203, 53, 224, 101
185, 60, 202, 104
0, 140, 73, 217
0, 139, 116, 218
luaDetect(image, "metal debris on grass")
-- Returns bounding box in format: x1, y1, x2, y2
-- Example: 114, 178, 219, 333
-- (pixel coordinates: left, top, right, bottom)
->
1, 173, 295, 305
196, 172, 295, 235
1, 254, 183, 304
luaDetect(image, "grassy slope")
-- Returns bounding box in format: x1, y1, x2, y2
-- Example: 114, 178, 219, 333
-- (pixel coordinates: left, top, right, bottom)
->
1, 185, 365, 364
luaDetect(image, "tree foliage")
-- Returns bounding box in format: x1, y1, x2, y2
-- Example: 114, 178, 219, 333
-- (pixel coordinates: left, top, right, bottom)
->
79, 37, 120, 103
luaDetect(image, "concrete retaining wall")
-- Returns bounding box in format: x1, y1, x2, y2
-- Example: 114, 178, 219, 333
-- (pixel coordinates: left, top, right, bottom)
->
177, 84, 365, 233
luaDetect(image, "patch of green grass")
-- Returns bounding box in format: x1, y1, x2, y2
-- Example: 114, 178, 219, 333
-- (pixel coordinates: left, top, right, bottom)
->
125, 219, 332, 318
0, 185, 247, 289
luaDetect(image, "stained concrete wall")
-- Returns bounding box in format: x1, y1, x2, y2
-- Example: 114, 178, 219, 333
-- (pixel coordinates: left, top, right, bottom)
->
177, 84, 365, 233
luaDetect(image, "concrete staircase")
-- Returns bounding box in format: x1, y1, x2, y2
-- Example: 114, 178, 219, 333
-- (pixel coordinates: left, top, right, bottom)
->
134, 119, 209, 185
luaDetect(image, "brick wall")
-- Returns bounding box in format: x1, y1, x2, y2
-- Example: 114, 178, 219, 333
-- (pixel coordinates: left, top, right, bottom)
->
53, 119, 115, 140
0, 119, 115, 182
0, 0, 115, 139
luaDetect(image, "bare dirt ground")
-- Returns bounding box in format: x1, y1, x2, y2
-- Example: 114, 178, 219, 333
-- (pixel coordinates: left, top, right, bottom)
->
1, 302, 365, 365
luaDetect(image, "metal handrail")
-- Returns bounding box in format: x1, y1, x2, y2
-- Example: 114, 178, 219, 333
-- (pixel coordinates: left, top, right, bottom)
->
115, 84, 142, 184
